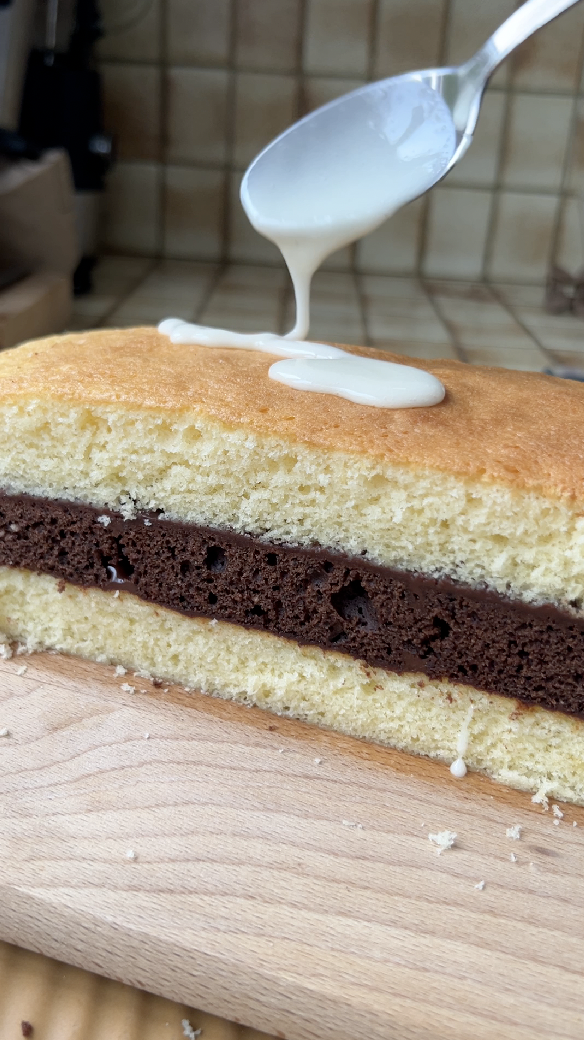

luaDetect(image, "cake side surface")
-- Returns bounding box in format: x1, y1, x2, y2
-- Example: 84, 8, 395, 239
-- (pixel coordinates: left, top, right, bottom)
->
2, 326, 584, 499
2, 566, 583, 806
1, 397, 583, 608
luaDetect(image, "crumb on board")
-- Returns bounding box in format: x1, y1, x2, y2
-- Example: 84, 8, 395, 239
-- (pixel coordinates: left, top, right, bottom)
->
16, 664, 27, 675
510, 853, 517, 862
182, 1020, 202, 1040
552, 804, 564, 819
428, 830, 457, 854
21, 1023, 33, 1038
531, 781, 553, 812
121, 683, 136, 694
0, 639, 13, 660
506, 825, 522, 840
342, 820, 363, 829
114, 664, 127, 676
314, 757, 322, 764
474, 880, 485, 890
553, 819, 561, 826
573, 821, 578, 827
144, 732, 150, 740
134, 669, 152, 680
126, 849, 137, 861
0, 727, 9, 737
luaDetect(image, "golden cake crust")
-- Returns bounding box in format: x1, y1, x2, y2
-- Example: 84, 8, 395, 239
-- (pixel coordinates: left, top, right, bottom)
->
1, 326, 583, 499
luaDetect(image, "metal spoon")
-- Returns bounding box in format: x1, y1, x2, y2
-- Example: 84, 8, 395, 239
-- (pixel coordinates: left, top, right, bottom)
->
242, 0, 582, 212
419, 0, 583, 175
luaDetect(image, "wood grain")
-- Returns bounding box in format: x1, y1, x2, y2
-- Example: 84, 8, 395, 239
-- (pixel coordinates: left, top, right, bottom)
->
0, 652, 583, 1040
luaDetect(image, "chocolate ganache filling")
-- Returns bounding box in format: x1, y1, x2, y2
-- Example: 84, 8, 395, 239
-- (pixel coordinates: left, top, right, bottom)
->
1, 489, 584, 717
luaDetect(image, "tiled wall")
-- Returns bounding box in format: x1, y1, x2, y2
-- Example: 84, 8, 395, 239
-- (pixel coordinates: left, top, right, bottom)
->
98, 0, 584, 283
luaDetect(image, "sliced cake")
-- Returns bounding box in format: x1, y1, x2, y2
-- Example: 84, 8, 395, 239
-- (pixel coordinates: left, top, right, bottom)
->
0, 327, 583, 803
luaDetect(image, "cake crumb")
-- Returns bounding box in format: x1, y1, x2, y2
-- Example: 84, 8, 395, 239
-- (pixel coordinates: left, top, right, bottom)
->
314, 757, 322, 764
96, 515, 111, 527
342, 820, 363, 829
126, 849, 137, 861
428, 830, 457, 854
134, 669, 153, 680
209, 618, 218, 627
0, 640, 13, 660
552, 804, 564, 819
506, 824, 522, 840
510, 853, 517, 862
143, 518, 152, 526
144, 732, 150, 740
182, 1020, 201, 1040
21, 1023, 33, 1038
121, 683, 136, 694
474, 880, 485, 890
114, 665, 127, 676
16, 664, 28, 675
531, 781, 552, 811
0, 727, 9, 737
113, 590, 120, 598
553, 819, 560, 826
573, 821, 578, 827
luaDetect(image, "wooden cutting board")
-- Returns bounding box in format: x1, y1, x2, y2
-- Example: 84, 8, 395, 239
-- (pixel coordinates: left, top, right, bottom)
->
1, 651, 583, 1040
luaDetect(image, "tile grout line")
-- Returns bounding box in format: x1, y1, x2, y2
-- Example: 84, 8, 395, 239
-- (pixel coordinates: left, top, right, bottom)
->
193, 264, 227, 324
220, 0, 239, 266
95, 259, 160, 329
420, 279, 469, 363
415, 0, 453, 278
488, 281, 555, 362
547, 25, 584, 269
96, 55, 584, 99
157, 0, 169, 260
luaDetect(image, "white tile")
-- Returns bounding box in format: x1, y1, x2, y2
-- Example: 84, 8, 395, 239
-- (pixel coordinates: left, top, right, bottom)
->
501, 94, 573, 192
423, 187, 492, 279
511, 3, 584, 91
101, 64, 161, 162
167, 68, 229, 165
164, 167, 225, 261
235, 0, 301, 72
98, 0, 161, 62
374, 0, 446, 79
303, 0, 372, 77
167, 0, 231, 66
233, 73, 298, 168
200, 264, 285, 333
488, 192, 558, 283
101, 162, 161, 256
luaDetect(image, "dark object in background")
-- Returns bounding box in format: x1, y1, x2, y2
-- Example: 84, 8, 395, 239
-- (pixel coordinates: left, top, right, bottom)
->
18, 0, 113, 294
0, 127, 40, 160
544, 264, 584, 317
21, 1023, 34, 1038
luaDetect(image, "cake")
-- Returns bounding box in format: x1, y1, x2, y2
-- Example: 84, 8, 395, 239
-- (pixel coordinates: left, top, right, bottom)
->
1, 327, 584, 804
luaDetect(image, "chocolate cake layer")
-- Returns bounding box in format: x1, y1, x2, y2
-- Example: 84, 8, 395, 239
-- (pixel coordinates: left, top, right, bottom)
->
1, 489, 583, 717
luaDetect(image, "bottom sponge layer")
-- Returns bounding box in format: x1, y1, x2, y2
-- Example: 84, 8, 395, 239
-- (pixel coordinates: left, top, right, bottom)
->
1, 565, 583, 805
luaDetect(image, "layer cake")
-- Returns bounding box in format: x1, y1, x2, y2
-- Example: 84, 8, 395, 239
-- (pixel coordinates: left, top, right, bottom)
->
1, 327, 583, 802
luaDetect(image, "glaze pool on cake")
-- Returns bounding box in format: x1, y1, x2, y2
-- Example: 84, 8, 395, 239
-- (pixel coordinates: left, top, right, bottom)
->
1, 327, 584, 804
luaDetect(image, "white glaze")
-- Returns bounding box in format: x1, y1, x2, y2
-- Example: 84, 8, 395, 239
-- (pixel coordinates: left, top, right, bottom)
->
157, 319, 345, 359
158, 79, 454, 409
241, 78, 456, 339
158, 319, 445, 409
269, 355, 445, 408
450, 704, 475, 779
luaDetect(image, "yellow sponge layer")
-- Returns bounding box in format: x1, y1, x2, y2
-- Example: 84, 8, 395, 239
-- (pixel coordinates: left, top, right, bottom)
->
1, 566, 583, 806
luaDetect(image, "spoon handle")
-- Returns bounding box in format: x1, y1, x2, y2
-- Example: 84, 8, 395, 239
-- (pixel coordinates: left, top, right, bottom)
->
464, 0, 582, 83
